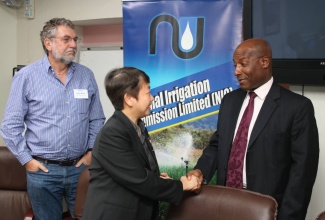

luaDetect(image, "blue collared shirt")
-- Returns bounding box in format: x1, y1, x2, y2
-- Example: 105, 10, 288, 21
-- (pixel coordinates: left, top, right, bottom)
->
1, 56, 105, 165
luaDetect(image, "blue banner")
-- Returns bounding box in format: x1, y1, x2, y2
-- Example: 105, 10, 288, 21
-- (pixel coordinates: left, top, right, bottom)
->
123, 0, 242, 133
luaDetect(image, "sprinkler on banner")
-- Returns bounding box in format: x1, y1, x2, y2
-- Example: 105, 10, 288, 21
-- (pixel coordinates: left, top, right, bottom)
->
181, 157, 189, 174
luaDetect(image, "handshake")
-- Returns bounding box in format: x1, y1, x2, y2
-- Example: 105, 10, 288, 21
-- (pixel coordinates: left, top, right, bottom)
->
160, 169, 204, 192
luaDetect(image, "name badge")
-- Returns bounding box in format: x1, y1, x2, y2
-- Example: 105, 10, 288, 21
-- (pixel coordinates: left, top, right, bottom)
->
74, 89, 88, 99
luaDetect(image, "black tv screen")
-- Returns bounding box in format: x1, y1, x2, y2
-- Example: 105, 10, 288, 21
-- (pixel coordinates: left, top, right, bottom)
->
243, 0, 325, 85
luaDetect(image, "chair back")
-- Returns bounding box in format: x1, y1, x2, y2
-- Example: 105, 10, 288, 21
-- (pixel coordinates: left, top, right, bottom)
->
0, 147, 32, 220
166, 185, 278, 220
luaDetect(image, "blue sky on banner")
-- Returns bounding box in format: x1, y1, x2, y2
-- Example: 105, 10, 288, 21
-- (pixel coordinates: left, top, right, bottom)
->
123, 0, 242, 132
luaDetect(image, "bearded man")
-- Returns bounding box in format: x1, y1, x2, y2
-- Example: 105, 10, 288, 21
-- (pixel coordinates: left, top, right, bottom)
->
1, 17, 105, 220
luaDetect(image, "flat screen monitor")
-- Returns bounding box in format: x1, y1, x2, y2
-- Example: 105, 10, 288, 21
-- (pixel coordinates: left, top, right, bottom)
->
243, 0, 325, 85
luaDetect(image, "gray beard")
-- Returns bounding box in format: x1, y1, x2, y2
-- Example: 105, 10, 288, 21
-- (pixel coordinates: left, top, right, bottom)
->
52, 49, 76, 64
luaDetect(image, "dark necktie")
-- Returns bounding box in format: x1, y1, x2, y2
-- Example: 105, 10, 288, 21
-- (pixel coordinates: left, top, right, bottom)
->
138, 121, 158, 173
226, 92, 257, 188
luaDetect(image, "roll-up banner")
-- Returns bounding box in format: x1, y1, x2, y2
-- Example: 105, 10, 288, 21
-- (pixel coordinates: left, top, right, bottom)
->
123, 0, 242, 173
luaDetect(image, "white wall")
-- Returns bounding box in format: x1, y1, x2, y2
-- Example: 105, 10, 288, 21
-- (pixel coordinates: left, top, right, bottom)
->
0, 5, 17, 145
0, 1, 323, 219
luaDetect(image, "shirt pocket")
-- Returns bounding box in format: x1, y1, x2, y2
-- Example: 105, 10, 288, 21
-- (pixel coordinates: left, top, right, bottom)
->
76, 99, 90, 114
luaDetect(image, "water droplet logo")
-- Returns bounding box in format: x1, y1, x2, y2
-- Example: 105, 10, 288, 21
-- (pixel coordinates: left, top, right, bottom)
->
181, 22, 194, 51
149, 14, 204, 59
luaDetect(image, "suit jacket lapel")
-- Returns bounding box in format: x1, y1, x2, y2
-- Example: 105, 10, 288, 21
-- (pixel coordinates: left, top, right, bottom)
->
248, 83, 280, 148
114, 111, 151, 166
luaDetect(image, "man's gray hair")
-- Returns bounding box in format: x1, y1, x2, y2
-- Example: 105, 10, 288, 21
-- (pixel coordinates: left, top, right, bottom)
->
40, 18, 75, 54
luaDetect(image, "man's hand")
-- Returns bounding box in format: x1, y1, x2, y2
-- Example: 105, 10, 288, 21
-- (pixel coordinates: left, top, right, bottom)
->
160, 172, 173, 180
186, 169, 204, 193
76, 151, 92, 167
180, 175, 199, 191
25, 159, 48, 172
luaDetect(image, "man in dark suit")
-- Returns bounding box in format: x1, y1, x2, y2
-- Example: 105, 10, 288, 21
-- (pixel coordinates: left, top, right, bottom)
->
83, 67, 198, 220
187, 38, 319, 220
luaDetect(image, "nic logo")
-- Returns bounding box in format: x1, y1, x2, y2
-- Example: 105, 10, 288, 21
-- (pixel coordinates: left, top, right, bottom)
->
149, 14, 204, 59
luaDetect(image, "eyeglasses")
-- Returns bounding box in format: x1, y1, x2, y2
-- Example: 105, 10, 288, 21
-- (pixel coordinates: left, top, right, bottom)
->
51, 36, 81, 44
